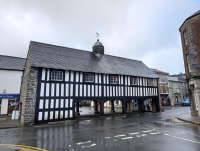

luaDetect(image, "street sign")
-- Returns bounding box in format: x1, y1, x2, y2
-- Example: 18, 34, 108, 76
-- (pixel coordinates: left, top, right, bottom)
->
0, 94, 20, 98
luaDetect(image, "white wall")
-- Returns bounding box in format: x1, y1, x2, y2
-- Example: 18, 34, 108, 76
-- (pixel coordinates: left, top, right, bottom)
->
1, 99, 8, 114
0, 69, 22, 94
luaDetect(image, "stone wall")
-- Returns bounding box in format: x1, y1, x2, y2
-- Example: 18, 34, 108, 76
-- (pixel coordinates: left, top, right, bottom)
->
19, 49, 38, 125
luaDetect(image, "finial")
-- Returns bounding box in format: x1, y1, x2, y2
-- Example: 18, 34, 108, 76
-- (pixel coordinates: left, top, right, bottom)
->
96, 32, 101, 39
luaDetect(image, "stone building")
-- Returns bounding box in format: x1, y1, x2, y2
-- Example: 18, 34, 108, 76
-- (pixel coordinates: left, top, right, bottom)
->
19, 40, 160, 125
0, 55, 25, 115
168, 76, 187, 105
152, 69, 169, 106
179, 10, 200, 116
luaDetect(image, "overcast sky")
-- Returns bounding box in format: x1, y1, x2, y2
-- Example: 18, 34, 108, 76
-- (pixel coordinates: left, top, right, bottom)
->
0, 0, 200, 75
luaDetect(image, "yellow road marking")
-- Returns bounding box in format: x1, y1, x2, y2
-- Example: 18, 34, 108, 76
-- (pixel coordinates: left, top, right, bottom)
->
0, 144, 48, 151
171, 116, 200, 127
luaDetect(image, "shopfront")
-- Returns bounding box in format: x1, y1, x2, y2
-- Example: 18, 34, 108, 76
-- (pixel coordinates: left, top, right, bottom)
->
0, 94, 19, 115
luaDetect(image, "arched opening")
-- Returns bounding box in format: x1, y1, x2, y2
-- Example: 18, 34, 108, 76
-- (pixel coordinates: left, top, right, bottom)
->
144, 99, 152, 112
103, 100, 123, 114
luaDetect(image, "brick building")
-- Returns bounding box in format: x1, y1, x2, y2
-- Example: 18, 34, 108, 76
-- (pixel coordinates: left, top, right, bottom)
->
179, 10, 200, 116
152, 69, 169, 106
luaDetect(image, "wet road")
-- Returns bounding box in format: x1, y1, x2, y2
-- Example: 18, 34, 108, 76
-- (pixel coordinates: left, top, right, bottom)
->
0, 106, 200, 151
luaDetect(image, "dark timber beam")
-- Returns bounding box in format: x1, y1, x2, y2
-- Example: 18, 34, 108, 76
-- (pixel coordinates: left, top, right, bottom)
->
141, 100, 145, 113
94, 101, 100, 114
110, 100, 115, 113
100, 102, 104, 116
75, 102, 80, 116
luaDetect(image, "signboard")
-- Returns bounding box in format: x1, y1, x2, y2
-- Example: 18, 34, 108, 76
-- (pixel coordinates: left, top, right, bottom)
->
0, 94, 20, 99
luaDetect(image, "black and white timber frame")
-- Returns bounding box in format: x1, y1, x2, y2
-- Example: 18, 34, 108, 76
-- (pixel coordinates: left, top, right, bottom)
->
35, 68, 159, 124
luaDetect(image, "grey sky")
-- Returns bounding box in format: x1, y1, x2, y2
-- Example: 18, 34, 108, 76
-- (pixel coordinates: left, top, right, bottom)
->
0, 0, 200, 74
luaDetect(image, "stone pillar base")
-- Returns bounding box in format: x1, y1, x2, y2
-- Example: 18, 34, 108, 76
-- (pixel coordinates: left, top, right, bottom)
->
75, 112, 80, 116
94, 111, 100, 114
110, 110, 115, 113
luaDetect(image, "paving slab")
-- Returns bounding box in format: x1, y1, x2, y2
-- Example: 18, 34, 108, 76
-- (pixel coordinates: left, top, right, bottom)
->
0, 116, 22, 129
177, 113, 200, 125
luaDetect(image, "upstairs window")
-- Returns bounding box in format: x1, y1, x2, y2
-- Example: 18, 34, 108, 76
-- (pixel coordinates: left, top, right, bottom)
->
84, 73, 94, 82
148, 79, 153, 86
130, 77, 137, 85
183, 30, 188, 46
51, 70, 63, 81
110, 75, 118, 84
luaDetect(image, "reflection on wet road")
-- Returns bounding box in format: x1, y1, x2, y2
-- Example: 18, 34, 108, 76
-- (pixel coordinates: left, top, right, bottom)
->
0, 106, 200, 151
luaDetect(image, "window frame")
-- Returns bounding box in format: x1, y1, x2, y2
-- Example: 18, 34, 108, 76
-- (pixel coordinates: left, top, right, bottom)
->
130, 77, 137, 85
183, 30, 188, 46
109, 75, 118, 84
51, 70, 63, 81
147, 79, 154, 86
84, 73, 94, 83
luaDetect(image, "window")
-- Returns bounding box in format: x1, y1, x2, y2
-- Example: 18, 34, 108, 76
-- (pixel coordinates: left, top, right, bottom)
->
148, 79, 153, 86
84, 73, 94, 82
51, 70, 63, 81
187, 54, 191, 73
183, 30, 188, 46
110, 75, 118, 84
165, 85, 168, 93
130, 77, 137, 85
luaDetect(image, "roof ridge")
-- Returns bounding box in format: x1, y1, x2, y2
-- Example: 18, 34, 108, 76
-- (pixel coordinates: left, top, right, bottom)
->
0, 55, 26, 59
30, 41, 142, 63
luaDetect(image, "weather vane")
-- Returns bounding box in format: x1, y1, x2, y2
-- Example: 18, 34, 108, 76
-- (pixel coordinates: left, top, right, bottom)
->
96, 32, 101, 39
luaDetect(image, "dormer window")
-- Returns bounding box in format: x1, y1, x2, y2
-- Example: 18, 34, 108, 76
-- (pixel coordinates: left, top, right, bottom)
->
51, 70, 63, 81
110, 75, 118, 84
84, 73, 94, 82
131, 77, 137, 85
148, 79, 153, 86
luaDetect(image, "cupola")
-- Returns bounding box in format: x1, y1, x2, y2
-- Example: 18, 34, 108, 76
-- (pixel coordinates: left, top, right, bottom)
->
92, 39, 104, 57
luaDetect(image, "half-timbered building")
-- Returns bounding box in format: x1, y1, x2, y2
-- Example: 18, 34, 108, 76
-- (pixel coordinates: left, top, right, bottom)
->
19, 40, 160, 125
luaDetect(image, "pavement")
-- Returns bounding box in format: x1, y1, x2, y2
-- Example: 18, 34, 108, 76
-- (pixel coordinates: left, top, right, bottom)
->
0, 115, 22, 129
177, 113, 200, 125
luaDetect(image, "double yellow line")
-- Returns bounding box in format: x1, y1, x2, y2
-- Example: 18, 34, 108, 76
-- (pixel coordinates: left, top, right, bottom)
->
0, 144, 48, 151
171, 116, 200, 127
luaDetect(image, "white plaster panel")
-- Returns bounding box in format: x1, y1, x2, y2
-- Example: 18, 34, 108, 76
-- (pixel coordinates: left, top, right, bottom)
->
76, 84, 78, 96
65, 84, 69, 96
113, 86, 115, 97
84, 85, 86, 97
99, 86, 102, 97
103, 74, 106, 84
70, 84, 73, 96
56, 83, 59, 97
99, 74, 101, 83
65, 71, 69, 81
70, 110, 73, 118
104, 86, 106, 96
121, 86, 123, 96
40, 83, 44, 97
107, 75, 109, 84
45, 99, 49, 109
130, 87, 132, 96
60, 110, 63, 118
80, 72, 83, 82
95, 85, 98, 97
76, 72, 79, 82
65, 110, 68, 118
38, 112, 42, 121
119, 86, 121, 96
70, 71, 74, 82
80, 85, 82, 96
116, 87, 118, 96
70, 99, 73, 107
119, 76, 121, 84
50, 111, 53, 119
47, 69, 50, 81
125, 76, 127, 85
125, 86, 127, 96
88, 85, 90, 97
51, 83, 54, 96
65, 99, 68, 108
92, 85, 94, 96
50, 99, 54, 108
39, 99, 43, 109
55, 111, 58, 119
56, 99, 59, 108
107, 86, 109, 97
95, 74, 98, 83
128, 76, 130, 86
121, 76, 123, 85
44, 112, 48, 120
46, 83, 49, 96
42, 68, 46, 80
110, 86, 112, 97
61, 84, 64, 96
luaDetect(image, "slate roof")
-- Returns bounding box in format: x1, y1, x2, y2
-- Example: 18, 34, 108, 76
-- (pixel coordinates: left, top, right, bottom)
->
151, 69, 169, 74
29, 41, 159, 78
0, 55, 26, 70
180, 10, 200, 29
168, 76, 186, 83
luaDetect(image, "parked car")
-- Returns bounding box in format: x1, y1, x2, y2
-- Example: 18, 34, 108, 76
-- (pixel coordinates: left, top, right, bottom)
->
182, 98, 190, 106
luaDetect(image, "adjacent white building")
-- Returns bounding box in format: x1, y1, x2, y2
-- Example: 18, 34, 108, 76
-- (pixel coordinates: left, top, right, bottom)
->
0, 55, 25, 114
